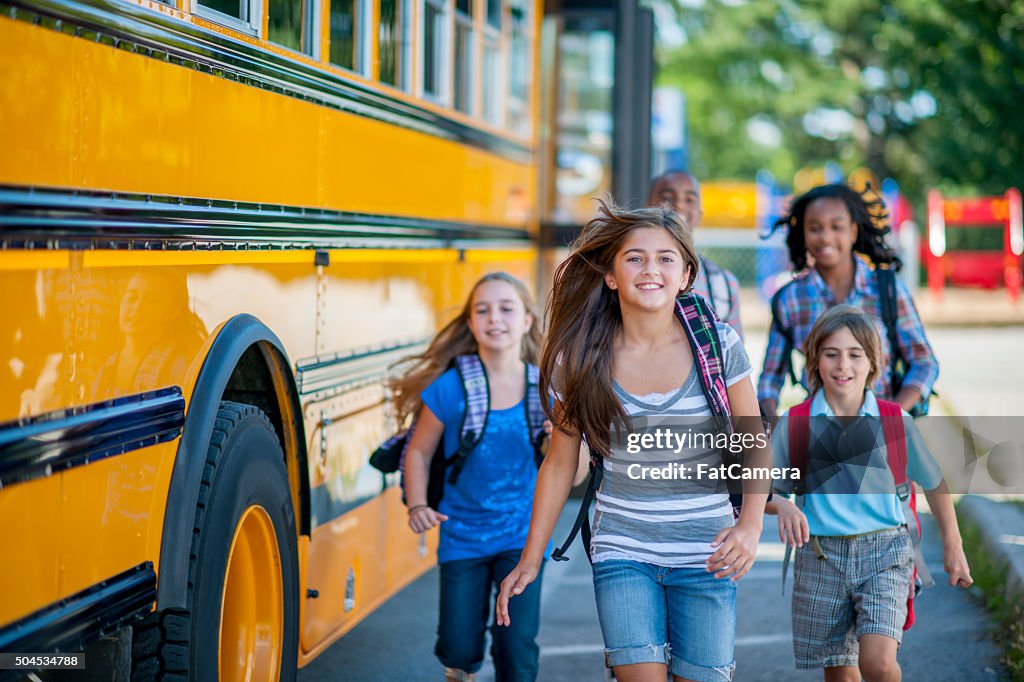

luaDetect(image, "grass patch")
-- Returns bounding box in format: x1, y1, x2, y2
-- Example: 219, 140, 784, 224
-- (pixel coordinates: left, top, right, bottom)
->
957, 504, 1024, 681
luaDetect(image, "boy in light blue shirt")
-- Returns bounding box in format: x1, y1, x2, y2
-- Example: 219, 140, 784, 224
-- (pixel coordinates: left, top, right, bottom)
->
765, 305, 971, 681
770, 389, 942, 537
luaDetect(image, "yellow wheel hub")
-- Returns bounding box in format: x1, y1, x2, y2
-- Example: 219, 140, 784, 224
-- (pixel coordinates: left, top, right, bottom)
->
219, 505, 284, 682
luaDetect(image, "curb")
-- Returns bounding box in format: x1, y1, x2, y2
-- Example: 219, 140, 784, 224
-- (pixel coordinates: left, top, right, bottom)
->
958, 495, 1024, 603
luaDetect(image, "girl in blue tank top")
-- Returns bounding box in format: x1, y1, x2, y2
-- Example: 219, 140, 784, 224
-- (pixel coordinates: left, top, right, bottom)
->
395, 272, 584, 682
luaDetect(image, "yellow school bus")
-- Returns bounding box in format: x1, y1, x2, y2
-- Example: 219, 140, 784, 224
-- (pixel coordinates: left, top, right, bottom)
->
0, 0, 652, 677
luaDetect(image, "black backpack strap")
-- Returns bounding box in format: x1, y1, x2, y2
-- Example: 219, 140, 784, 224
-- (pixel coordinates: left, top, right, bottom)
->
770, 282, 799, 387
446, 354, 490, 485
524, 363, 546, 467
876, 267, 904, 391
551, 456, 603, 563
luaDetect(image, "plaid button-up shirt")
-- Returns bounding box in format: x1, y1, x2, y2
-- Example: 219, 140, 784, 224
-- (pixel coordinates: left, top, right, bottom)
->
757, 257, 939, 404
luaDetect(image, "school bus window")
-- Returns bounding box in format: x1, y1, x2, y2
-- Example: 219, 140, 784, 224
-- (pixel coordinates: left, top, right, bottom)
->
454, 0, 474, 115
421, 0, 447, 101
379, 0, 409, 88
507, 0, 530, 135
330, 0, 368, 72
482, 33, 501, 124
195, 0, 258, 33
480, 0, 501, 124
269, 0, 315, 55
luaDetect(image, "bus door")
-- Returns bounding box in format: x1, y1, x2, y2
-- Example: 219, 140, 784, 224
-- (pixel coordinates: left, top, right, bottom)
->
537, 0, 654, 289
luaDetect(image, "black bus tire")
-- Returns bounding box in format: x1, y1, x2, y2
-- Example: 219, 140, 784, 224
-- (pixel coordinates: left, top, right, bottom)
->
193, 401, 299, 681
135, 401, 299, 681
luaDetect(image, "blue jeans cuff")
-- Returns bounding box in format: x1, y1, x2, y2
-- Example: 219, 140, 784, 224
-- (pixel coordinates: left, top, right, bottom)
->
435, 648, 484, 674
603, 642, 671, 668
670, 655, 735, 682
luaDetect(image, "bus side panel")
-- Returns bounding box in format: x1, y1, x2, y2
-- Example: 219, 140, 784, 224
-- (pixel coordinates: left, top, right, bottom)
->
58, 444, 177, 598
0, 18, 75, 188
0, 254, 321, 630
0, 258, 72, 422
0, 479, 61, 626
0, 259, 69, 625
0, 16, 532, 229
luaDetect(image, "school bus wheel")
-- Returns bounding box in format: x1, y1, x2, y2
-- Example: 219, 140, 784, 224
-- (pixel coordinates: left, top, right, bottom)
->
134, 401, 300, 681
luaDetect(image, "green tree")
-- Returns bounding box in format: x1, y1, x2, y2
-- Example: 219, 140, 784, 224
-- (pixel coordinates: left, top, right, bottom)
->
660, 0, 1024, 198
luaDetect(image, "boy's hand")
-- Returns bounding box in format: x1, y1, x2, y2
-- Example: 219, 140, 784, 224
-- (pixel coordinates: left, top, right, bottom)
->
707, 520, 760, 581
408, 506, 448, 533
775, 498, 809, 548
944, 544, 973, 588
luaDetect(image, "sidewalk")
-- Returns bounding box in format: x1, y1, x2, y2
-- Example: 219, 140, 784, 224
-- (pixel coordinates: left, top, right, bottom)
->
914, 288, 1024, 327
958, 496, 1024, 606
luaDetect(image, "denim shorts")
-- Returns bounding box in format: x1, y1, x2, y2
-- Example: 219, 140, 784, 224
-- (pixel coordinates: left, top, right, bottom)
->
591, 559, 737, 682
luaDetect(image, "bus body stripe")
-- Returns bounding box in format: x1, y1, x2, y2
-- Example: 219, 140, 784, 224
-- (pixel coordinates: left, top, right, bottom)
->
0, 186, 532, 248
0, 387, 185, 489
0, 562, 156, 652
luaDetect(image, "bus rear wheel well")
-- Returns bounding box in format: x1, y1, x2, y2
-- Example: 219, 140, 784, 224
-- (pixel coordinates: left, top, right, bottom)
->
158, 315, 309, 614
220, 337, 307, 540
222, 340, 311, 539
223, 344, 286, 455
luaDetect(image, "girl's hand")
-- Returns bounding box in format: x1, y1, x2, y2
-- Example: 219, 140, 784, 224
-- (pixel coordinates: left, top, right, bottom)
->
775, 498, 809, 548
943, 544, 973, 588
407, 505, 449, 533
495, 559, 541, 627
542, 419, 553, 435
707, 520, 760, 581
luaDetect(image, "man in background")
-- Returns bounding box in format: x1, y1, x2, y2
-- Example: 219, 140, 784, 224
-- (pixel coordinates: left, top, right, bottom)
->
648, 169, 744, 338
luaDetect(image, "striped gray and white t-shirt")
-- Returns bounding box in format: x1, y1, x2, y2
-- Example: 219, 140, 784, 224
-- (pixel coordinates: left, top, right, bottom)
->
591, 322, 752, 568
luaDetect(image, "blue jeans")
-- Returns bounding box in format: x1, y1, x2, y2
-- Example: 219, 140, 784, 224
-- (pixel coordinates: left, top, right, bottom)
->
592, 559, 736, 682
436, 550, 544, 681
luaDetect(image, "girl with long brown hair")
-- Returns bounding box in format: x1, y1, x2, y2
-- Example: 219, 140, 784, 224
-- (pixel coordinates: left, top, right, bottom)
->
496, 201, 770, 682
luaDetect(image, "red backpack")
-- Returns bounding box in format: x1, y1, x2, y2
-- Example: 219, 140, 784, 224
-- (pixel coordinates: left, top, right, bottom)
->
783, 397, 934, 630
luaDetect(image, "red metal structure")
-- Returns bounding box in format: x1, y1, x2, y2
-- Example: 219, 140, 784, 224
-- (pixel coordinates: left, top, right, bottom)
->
926, 188, 1023, 301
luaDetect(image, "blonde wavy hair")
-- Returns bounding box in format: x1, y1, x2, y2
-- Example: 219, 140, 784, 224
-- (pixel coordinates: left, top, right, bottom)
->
389, 272, 542, 426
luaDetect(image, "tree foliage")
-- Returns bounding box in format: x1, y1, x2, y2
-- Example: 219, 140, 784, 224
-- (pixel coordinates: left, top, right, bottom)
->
659, 0, 1024, 198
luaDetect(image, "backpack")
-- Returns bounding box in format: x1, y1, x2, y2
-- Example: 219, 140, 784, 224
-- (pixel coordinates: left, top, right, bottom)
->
769, 268, 933, 417
780, 397, 935, 630
369, 354, 547, 510
551, 293, 740, 563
